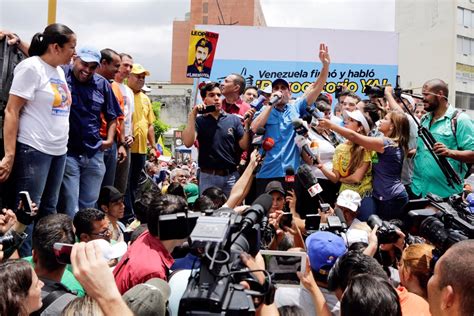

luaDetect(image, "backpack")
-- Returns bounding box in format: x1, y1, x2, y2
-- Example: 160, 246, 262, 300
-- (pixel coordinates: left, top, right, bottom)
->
450, 110, 473, 179
30, 282, 74, 316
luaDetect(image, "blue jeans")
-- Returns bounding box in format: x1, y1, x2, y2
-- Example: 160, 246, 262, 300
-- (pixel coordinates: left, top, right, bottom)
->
14, 142, 66, 257
101, 142, 117, 187
375, 190, 409, 221
357, 195, 377, 222
199, 171, 240, 198
58, 151, 105, 218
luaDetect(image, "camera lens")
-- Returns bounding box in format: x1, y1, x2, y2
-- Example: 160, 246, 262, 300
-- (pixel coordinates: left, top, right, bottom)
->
419, 217, 448, 250
367, 215, 383, 229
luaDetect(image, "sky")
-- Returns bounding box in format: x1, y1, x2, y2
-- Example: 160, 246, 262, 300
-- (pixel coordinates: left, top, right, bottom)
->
0, 0, 395, 81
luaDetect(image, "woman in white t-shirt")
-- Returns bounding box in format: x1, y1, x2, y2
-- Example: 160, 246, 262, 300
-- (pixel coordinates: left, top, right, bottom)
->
0, 23, 76, 256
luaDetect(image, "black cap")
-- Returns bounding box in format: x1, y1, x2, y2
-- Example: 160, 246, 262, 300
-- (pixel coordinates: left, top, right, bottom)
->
98, 186, 123, 206
264, 181, 285, 195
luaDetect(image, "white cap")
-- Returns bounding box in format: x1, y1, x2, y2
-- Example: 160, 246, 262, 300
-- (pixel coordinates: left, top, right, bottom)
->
92, 239, 127, 260
344, 110, 370, 134
336, 189, 362, 213
346, 229, 369, 246
261, 84, 272, 94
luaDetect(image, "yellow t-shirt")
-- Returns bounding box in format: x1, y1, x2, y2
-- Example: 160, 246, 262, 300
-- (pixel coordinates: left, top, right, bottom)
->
332, 142, 373, 197
131, 91, 155, 154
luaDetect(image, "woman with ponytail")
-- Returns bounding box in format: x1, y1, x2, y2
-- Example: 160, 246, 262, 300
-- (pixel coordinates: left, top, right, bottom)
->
319, 111, 410, 220
0, 23, 76, 256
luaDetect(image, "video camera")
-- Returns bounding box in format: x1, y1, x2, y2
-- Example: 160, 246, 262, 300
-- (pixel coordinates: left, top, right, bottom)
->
179, 194, 274, 315
362, 85, 385, 98
367, 215, 400, 244
407, 194, 473, 254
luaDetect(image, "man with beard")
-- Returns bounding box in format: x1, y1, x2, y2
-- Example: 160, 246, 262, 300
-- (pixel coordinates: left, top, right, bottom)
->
410, 79, 474, 198
186, 38, 212, 77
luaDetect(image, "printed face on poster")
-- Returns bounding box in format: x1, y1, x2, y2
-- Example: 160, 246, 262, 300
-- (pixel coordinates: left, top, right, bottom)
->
186, 30, 219, 79
195, 25, 399, 100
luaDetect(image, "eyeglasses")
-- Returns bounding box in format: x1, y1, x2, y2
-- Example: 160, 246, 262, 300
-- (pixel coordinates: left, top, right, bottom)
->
90, 228, 112, 238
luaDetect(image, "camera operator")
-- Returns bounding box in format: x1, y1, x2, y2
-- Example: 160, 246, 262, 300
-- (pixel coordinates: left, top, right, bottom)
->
411, 79, 474, 199
427, 240, 474, 316
113, 194, 189, 294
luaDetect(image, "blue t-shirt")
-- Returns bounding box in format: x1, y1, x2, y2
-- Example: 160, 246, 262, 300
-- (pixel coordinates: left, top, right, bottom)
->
373, 138, 406, 200
63, 65, 122, 157
196, 111, 244, 170
255, 98, 308, 178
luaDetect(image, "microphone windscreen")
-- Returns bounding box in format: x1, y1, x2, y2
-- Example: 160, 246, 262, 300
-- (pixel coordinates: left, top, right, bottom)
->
296, 164, 318, 190
262, 138, 275, 151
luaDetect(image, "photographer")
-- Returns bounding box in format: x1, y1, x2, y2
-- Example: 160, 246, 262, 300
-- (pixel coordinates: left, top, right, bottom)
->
411, 79, 474, 198
182, 81, 253, 197
113, 194, 189, 294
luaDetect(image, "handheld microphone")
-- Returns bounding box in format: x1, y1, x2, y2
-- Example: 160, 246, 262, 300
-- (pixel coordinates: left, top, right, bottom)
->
334, 207, 348, 232
255, 137, 275, 174
251, 127, 266, 147
306, 105, 324, 119
296, 164, 323, 198
268, 94, 282, 106
240, 193, 273, 232
292, 118, 309, 136
250, 95, 266, 111
295, 135, 318, 164
283, 167, 295, 212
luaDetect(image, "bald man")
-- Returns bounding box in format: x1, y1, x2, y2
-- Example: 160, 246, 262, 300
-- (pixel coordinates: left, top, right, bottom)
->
427, 240, 474, 316
410, 79, 474, 198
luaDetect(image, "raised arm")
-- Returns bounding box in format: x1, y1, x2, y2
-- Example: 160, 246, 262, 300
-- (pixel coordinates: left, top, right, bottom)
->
182, 106, 199, 148
304, 43, 330, 106
318, 118, 385, 153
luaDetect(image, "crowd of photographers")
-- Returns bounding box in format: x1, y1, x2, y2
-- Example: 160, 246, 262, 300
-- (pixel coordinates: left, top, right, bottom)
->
1, 23, 474, 316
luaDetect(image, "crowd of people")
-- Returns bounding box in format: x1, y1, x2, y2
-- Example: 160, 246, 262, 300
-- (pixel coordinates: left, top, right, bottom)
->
0, 23, 474, 316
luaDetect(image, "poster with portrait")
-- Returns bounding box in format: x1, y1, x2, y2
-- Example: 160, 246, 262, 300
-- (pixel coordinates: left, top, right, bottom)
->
186, 29, 219, 79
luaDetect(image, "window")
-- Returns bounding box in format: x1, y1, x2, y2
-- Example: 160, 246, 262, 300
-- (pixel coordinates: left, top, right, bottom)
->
464, 8, 472, 27
457, 36, 463, 54
458, 7, 464, 25
455, 91, 474, 110
203, 2, 208, 14
203, 16, 208, 24
462, 37, 471, 55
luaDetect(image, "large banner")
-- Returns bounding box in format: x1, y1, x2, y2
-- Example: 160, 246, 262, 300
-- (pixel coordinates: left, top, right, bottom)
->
196, 25, 398, 99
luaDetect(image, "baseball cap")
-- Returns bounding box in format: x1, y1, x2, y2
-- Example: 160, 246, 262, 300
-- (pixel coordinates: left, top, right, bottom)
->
265, 181, 285, 195
123, 278, 171, 316
184, 183, 199, 204
272, 78, 290, 89
466, 193, 474, 214
261, 84, 273, 95
76, 46, 101, 64
98, 186, 124, 207
343, 110, 371, 134
306, 231, 347, 277
336, 190, 362, 213
92, 239, 127, 260
131, 63, 150, 76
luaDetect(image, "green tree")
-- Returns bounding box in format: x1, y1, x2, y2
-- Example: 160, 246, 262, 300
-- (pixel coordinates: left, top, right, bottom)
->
151, 101, 170, 140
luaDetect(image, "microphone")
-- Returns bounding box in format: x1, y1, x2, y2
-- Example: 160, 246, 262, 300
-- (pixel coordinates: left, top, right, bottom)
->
240, 193, 273, 232
268, 94, 282, 106
283, 167, 295, 212
296, 164, 323, 198
306, 105, 324, 119
251, 127, 266, 147
255, 137, 275, 174
334, 207, 348, 232
292, 118, 309, 136
295, 135, 318, 164
250, 95, 266, 112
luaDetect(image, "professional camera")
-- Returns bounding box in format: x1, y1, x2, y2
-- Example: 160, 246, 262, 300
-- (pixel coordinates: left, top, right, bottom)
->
363, 85, 385, 98
0, 230, 27, 260
179, 194, 274, 315
367, 215, 400, 244
407, 194, 473, 256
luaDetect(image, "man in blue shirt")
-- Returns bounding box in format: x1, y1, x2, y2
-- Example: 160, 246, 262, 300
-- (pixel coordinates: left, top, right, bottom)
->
251, 43, 331, 194
58, 46, 122, 217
